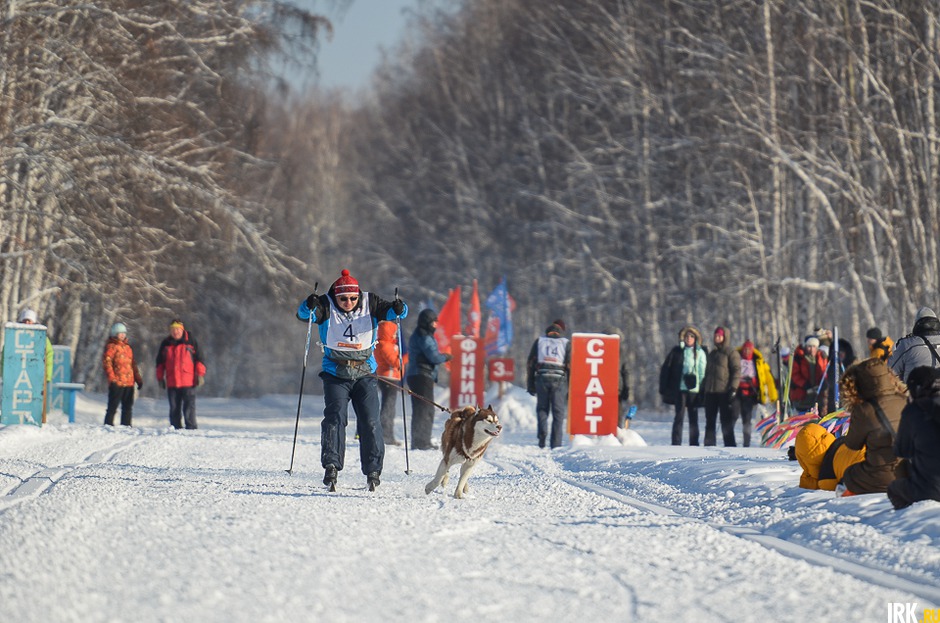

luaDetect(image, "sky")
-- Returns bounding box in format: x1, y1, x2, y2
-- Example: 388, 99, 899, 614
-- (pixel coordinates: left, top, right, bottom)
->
293, 0, 430, 90
1, 385, 938, 622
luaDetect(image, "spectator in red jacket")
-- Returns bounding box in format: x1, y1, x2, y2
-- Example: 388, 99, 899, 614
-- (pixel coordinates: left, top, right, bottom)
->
155, 319, 206, 429
789, 335, 828, 413
102, 322, 143, 426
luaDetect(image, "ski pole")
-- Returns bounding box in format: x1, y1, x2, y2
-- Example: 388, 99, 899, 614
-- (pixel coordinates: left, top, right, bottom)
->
286, 282, 317, 475
395, 288, 412, 475
832, 326, 840, 410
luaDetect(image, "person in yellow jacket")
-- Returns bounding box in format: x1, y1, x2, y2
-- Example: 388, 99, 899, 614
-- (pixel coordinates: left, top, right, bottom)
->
866, 327, 893, 362
732, 340, 779, 446
15, 309, 53, 383
794, 423, 866, 490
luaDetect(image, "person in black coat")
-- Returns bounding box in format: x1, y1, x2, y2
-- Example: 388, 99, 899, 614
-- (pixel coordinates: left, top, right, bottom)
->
887, 366, 940, 510
660, 326, 707, 445
826, 337, 857, 414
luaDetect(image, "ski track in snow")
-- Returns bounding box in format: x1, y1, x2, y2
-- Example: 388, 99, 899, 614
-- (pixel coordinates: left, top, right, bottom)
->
0, 390, 937, 622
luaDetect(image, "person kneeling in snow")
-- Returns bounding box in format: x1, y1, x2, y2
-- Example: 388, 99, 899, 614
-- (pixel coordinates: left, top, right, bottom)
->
887, 366, 940, 510
794, 423, 865, 491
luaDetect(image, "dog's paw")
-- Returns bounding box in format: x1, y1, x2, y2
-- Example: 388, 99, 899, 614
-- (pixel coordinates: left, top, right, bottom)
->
425, 482, 436, 495
453, 489, 464, 499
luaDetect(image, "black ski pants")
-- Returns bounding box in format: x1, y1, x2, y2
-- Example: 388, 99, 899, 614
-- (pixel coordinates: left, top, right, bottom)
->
536, 373, 567, 448
167, 386, 198, 430
407, 374, 436, 450
378, 377, 400, 444
320, 372, 384, 475
671, 391, 700, 445
105, 383, 135, 426
703, 392, 735, 446
731, 393, 759, 447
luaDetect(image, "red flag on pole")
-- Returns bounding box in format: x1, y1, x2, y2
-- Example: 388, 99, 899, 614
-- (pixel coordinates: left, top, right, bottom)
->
435, 286, 462, 363
466, 279, 481, 338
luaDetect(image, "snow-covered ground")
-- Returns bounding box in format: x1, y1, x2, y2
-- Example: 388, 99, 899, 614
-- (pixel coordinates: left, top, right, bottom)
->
1, 385, 937, 622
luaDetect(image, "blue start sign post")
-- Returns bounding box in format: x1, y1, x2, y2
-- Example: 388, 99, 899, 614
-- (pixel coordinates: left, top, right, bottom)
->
2, 322, 47, 426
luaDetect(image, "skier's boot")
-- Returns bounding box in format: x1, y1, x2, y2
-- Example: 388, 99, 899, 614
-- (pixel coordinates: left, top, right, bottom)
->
367, 471, 381, 492
323, 465, 338, 492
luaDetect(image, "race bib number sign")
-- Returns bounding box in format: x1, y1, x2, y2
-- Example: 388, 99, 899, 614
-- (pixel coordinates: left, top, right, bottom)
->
488, 357, 515, 382
2, 323, 47, 426
450, 336, 484, 410
567, 333, 620, 436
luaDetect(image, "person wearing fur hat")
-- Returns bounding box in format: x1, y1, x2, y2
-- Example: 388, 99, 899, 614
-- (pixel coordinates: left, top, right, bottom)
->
887, 306, 940, 382
887, 366, 940, 509
701, 326, 741, 446
659, 326, 707, 445
297, 269, 408, 490
102, 322, 143, 426
866, 327, 893, 362
733, 340, 778, 447
406, 308, 451, 450
156, 319, 207, 430
789, 335, 828, 413
526, 321, 571, 448
837, 357, 907, 495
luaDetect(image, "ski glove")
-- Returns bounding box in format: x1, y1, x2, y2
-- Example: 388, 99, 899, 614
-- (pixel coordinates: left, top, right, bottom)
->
197, 376, 205, 387
305, 293, 323, 320
391, 299, 405, 316
159, 379, 166, 390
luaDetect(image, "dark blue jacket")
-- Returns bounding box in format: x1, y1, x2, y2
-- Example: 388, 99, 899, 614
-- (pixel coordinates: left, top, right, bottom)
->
406, 309, 449, 382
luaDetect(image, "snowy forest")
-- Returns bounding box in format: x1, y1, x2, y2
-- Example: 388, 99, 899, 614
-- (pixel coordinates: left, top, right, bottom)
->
2, 0, 939, 405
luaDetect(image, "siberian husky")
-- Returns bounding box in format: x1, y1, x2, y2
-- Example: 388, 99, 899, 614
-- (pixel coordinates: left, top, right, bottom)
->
425, 405, 502, 499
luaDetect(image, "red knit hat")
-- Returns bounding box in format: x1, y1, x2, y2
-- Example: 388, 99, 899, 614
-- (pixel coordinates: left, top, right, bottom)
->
332, 269, 360, 295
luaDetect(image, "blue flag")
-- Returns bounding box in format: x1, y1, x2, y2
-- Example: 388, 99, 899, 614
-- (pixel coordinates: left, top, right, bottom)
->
484, 277, 513, 355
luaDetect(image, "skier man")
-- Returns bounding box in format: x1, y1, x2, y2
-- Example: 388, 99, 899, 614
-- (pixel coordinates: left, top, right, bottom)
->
526, 320, 571, 448
296, 269, 408, 491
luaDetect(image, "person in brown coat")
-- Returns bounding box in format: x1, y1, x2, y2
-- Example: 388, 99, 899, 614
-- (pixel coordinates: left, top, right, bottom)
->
838, 357, 907, 496
701, 326, 741, 446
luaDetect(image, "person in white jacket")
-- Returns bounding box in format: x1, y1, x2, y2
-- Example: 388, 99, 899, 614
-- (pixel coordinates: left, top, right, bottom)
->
888, 306, 940, 382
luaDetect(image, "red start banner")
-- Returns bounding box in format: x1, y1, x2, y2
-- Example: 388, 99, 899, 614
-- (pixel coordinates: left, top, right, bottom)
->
450, 336, 484, 410
487, 357, 515, 382
567, 333, 620, 436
